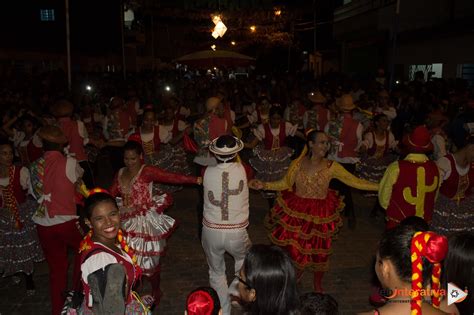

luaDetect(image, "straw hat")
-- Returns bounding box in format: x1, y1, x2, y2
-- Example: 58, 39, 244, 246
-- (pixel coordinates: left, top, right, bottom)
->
37, 125, 68, 144
337, 94, 356, 112
205, 97, 222, 112
402, 126, 434, 153
308, 91, 327, 104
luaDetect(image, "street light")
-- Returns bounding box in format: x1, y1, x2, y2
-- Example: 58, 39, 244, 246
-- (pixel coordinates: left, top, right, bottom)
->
231, 41, 236, 46
250, 25, 256, 32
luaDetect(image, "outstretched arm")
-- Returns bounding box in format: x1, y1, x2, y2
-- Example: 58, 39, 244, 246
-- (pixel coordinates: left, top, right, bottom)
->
331, 162, 379, 191
144, 165, 201, 185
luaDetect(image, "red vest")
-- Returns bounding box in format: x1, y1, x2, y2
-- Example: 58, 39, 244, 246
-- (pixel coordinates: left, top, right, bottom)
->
317, 106, 329, 131
81, 243, 137, 307
367, 131, 390, 157
118, 111, 132, 137
171, 118, 180, 138
338, 114, 360, 158
19, 139, 43, 166
439, 154, 474, 200
126, 102, 138, 127
0, 166, 26, 207
386, 159, 440, 229
58, 117, 87, 161
223, 104, 233, 133
42, 151, 77, 217
11, 166, 26, 204
263, 122, 286, 150
209, 114, 228, 141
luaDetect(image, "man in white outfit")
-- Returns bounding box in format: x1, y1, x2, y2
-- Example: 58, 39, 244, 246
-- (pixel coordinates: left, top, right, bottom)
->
201, 135, 252, 315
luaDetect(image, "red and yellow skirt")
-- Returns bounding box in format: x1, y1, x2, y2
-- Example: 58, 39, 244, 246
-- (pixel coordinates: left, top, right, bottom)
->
264, 189, 344, 271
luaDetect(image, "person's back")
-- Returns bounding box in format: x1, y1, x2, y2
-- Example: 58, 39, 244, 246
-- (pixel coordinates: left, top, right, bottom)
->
203, 161, 249, 229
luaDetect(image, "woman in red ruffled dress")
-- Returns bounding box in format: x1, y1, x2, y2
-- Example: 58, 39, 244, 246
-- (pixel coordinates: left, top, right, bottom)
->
250, 130, 378, 292
109, 140, 201, 303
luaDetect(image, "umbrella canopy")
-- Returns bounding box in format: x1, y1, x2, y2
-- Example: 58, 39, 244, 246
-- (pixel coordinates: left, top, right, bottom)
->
175, 50, 255, 68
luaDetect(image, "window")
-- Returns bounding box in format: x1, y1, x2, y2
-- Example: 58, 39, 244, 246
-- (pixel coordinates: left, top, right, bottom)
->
40, 9, 55, 22
408, 63, 443, 81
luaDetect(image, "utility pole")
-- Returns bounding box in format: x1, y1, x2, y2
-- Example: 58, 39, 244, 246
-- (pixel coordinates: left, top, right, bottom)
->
65, 0, 71, 91
313, 0, 317, 53
120, 0, 126, 80
389, 0, 400, 91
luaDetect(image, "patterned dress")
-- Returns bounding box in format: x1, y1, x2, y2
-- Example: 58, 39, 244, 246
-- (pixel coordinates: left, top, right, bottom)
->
355, 131, 398, 196
432, 154, 474, 235
153, 121, 192, 193
264, 155, 378, 271
249, 122, 296, 190
109, 165, 197, 276
0, 166, 43, 276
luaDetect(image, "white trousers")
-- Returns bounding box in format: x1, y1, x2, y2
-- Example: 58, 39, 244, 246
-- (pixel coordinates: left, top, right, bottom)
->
201, 226, 251, 315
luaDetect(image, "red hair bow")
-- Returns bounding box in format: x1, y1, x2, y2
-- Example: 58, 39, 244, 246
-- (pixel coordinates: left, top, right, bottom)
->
186, 291, 214, 315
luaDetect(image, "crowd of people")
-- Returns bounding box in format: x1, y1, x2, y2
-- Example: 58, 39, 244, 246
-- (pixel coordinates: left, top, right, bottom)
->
0, 68, 473, 315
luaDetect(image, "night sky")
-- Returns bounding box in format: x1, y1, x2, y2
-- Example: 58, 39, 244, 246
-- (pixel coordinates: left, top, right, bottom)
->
1, 0, 121, 54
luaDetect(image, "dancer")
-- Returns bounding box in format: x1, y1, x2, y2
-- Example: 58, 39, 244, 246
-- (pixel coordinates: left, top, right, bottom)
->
0, 139, 43, 294
53, 100, 95, 188
247, 106, 302, 202
201, 135, 252, 315
326, 94, 364, 229
250, 130, 378, 293
379, 126, 441, 229
29, 125, 84, 315
2, 110, 43, 166
432, 140, 474, 235
356, 114, 398, 216
73, 189, 151, 314
109, 140, 201, 303
154, 105, 193, 192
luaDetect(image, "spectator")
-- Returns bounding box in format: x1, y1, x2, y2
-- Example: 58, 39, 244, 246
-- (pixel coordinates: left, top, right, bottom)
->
359, 225, 448, 315
237, 244, 299, 315
439, 232, 474, 315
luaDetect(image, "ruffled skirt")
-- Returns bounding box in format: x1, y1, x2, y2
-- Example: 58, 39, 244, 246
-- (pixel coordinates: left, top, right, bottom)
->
151, 144, 192, 193
431, 194, 474, 235
120, 194, 176, 276
250, 146, 293, 198
249, 146, 293, 182
355, 154, 397, 197
0, 198, 44, 276
264, 190, 344, 271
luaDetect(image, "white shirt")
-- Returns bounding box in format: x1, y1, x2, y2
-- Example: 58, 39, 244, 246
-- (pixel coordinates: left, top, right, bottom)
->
10, 129, 42, 155
431, 135, 447, 161
158, 121, 187, 144
436, 155, 470, 182
0, 166, 30, 190
253, 122, 297, 141
361, 131, 397, 150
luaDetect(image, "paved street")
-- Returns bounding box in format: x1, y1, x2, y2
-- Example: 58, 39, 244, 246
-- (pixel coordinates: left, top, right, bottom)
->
0, 186, 385, 315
